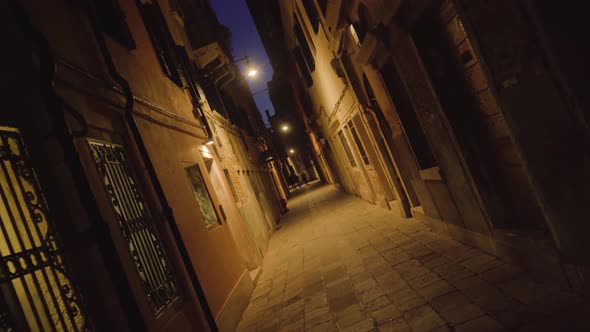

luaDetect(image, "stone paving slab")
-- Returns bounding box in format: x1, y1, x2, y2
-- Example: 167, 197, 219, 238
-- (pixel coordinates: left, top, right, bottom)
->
236, 184, 589, 331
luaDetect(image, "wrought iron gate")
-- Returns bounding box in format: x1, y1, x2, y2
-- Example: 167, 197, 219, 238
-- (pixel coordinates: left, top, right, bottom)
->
87, 140, 178, 315
0, 126, 91, 331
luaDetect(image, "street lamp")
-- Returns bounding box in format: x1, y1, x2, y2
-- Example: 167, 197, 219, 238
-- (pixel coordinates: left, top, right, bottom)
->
198, 55, 258, 146
200, 55, 258, 79
244, 56, 258, 77
281, 124, 290, 132
289, 148, 295, 154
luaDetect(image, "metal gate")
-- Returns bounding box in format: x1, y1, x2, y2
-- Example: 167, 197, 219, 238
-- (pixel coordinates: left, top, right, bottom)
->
0, 126, 91, 331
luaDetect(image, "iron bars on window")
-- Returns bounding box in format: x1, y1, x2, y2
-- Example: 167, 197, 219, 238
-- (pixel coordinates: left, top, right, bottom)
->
88, 140, 178, 315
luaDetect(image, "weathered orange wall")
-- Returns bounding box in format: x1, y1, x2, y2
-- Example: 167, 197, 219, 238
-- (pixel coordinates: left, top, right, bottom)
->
20, 0, 252, 329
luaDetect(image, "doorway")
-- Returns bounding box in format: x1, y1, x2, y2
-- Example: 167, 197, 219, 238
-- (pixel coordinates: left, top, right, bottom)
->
411, 0, 547, 231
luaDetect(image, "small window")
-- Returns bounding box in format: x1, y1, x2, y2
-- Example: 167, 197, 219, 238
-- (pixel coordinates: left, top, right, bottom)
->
348, 121, 370, 165
136, 0, 184, 86
293, 47, 313, 87
352, 4, 370, 43
294, 20, 315, 71
338, 130, 357, 167
184, 164, 221, 228
91, 0, 135, 48
300, 0, 320, 33
223, 169, 240, 203
349, 24, 361, 46
176, 45, 202, 101
317, 0, 328, 16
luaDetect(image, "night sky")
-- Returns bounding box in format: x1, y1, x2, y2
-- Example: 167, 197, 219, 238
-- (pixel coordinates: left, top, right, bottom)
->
209, 0, 275, 126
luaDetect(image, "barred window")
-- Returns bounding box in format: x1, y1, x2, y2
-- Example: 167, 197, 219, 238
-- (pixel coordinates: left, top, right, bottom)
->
88, 140, 178, 314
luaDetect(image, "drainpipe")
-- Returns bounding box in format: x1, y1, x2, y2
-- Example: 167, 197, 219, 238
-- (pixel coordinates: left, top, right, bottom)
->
85, 4, 218, 332
9, 2, 145, 330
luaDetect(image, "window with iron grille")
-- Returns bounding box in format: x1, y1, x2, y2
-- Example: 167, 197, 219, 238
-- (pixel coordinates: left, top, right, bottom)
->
136, 0, 185, 87
88, 140, 178, 315
0, 126, 92, 331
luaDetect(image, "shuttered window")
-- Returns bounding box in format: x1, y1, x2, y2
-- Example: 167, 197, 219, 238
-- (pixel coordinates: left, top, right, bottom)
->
91, 0, 135, 48
136, 0, 185, 87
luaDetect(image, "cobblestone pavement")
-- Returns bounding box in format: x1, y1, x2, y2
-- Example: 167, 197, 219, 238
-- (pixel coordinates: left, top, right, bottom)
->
236, 183, 589, 332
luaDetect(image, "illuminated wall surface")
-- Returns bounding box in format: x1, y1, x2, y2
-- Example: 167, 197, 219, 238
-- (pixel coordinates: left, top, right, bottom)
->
0, 127, 89, 331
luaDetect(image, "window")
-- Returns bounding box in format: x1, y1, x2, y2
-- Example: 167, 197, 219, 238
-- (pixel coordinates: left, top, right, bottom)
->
317, 0, 328, 16
223, 169, 239, 203
348, 121, 370, 165
1, 127, 91, 331
380, 59, 436, 169
349, 24, 361, 46
136, 0, 185, 86
176, 45, 202, 101
338, 130, 357, 167
88, 140, 178, 314
300, 0, 320, 33
184, 165, 221, 228
293, 47, 313, 87
294, 20, 315, 71
92, 0, 135, 48
352, 4, 370, 43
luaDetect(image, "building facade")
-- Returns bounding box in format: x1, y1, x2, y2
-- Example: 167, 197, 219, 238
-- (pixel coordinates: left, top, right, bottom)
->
186, 4, 284, 274
249, 0, 590, 295
2, 0, 281, 331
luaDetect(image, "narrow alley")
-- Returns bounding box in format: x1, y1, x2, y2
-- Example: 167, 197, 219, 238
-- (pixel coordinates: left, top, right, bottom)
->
237, 183, 589, 332
4, 1, 590, 331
